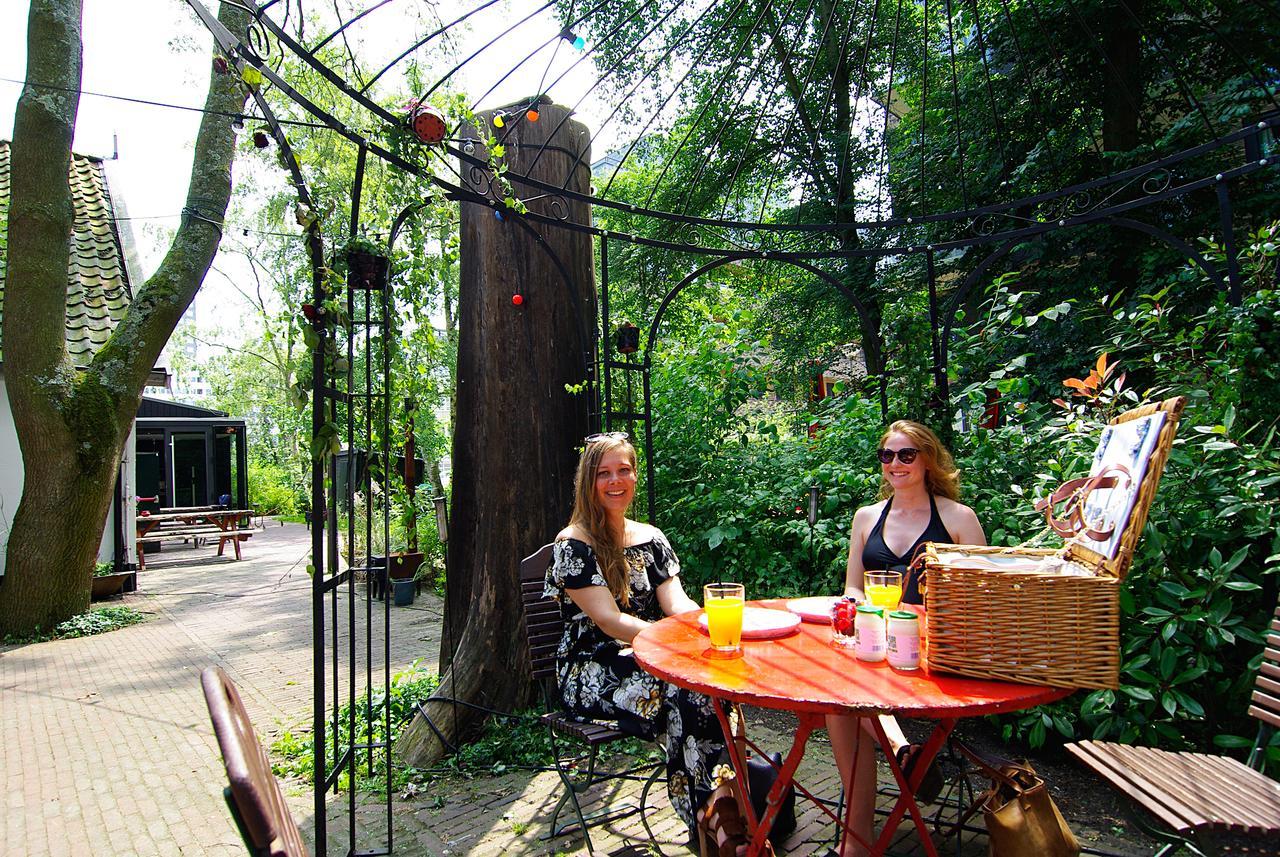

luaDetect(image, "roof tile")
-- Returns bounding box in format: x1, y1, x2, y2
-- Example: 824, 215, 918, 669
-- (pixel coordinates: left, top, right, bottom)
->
0, 139, 133, 367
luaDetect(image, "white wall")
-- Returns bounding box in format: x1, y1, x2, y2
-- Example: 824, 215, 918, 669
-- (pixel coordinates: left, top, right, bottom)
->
0, 371, 20, 577
0, 370, 131, 575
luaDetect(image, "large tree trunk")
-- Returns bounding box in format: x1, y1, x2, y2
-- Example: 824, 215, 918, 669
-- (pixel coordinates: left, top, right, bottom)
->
397, 99, 595, 766
0, 0, 249, 636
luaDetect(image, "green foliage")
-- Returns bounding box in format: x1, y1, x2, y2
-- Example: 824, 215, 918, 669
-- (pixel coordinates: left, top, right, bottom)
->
272, 659, 441, 790
647, 224, 1280, 766
248, 459, 302, 515
93, 561, 115, 577
3, 606, 145, 645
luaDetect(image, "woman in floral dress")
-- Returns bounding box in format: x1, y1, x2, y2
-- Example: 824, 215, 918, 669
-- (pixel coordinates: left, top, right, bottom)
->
544, 433, 741, 849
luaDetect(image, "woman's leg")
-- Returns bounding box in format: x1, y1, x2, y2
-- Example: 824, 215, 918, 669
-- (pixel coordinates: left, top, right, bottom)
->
826, 714, 878, 857
658, 683, 734, 831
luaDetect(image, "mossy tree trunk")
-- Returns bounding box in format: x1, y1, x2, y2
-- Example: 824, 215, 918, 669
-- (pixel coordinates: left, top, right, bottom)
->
396, 100, 595, 767
0, 0, 249, 636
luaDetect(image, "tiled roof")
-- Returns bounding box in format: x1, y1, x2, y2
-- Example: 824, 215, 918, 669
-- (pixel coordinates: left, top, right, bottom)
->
0, 139, 133, 367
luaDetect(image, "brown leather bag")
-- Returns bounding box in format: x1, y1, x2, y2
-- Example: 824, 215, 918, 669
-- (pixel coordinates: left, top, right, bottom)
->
956, 741, 1080, 857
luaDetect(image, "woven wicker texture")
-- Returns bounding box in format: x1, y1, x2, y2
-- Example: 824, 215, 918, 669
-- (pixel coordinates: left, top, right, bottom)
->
924, 396, 1186, 689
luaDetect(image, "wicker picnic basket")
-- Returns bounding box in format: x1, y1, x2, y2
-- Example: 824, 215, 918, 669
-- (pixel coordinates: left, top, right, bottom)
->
922, 396, 1186, 689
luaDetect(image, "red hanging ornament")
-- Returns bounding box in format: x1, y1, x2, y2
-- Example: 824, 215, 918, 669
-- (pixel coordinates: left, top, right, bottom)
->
512, 294, 524, 306
301, 303, 319, 322
410, 105, 447, 144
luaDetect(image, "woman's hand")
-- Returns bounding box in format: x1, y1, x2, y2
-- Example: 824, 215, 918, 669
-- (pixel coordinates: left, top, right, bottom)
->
565, 585, 651, 643
657, 576, 700, 616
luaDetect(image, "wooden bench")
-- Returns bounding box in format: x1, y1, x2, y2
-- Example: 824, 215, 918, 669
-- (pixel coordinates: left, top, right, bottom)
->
1065, 597, 1280, 855
137, 520, 253, 570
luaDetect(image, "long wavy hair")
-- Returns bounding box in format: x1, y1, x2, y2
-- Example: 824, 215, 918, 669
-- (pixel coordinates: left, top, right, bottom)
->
877, 420, 962, 501
567, 436, 636, 605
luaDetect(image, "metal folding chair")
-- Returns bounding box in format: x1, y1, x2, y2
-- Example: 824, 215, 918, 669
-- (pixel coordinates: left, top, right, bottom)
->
519, 543, 663, 854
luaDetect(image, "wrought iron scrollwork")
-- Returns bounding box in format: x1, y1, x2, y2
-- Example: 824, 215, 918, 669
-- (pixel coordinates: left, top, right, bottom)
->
1142, 168, 1173, 196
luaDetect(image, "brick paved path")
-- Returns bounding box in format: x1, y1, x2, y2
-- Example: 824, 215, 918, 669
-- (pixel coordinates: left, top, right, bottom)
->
0, 523, 1140, 856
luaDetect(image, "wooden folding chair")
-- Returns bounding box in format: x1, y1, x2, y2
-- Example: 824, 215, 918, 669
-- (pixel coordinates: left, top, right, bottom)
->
1065, 596, 1280, 856
519, 544, 663, 854
201, 666, 309, 857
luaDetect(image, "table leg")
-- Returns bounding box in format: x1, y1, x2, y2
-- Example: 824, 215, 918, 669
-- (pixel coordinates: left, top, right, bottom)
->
867, 716, 955, 857
712, 703, 831, 857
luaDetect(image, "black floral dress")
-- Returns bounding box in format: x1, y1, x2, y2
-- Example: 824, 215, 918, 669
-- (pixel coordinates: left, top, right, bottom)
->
544, 535, 732, 830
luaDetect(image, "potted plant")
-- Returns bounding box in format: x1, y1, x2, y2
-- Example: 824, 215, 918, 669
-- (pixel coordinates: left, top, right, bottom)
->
91, 562, 132, 600
341, 234, 389, 290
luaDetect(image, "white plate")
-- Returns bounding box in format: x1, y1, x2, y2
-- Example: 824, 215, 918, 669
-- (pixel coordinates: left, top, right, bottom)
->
698, 606, 802, 639
785, 595, 842, 624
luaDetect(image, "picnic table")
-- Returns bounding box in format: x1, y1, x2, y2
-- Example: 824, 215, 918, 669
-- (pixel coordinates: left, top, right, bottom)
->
633, 599, 1072, 857
136, 509, 254, 570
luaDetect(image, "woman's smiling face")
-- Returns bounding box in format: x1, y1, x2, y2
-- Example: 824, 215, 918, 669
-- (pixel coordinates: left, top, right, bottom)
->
594, 446, 637, 516
880, 430, 926, 493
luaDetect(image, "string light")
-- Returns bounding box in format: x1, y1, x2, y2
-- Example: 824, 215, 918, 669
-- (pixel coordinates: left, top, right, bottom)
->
526, 108, 539, 122
493, 112, 506, 128
511, 294, 524, 306
560, 28, 585, 50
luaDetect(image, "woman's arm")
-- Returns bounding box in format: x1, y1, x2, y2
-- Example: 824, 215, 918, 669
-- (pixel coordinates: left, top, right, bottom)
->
657, 576, 700, 616
565, 585, 652, 643
843, 505, 876, 599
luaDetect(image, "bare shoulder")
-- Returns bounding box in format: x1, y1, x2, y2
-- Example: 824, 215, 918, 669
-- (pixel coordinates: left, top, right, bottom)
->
626, 520, 663, 546
936, 497, 985, 543
853, 501, 887, 526
556, 525, 590, 546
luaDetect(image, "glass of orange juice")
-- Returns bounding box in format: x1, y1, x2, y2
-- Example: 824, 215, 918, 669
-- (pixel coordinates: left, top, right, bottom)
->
865, 571, 903, 611
703, 583, 745, 652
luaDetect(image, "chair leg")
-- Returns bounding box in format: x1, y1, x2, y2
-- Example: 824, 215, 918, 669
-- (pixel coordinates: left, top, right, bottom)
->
546, 732, 599, 854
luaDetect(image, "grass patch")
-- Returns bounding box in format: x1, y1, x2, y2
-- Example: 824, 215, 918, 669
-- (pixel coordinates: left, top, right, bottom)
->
270, 658, 657, 794
2, 605, 145, 645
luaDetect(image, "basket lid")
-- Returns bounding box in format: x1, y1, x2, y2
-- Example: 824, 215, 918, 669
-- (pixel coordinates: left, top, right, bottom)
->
1063, 396, 1185, 579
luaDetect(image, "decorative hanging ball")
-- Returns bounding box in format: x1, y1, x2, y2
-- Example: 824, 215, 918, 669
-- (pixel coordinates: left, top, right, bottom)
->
301, 303, 319, 323
526, 108, 540, 122
410, 104, 447, 144
252, 129, 271, 149
493, 112, 506, 129
512, 294, 524, 306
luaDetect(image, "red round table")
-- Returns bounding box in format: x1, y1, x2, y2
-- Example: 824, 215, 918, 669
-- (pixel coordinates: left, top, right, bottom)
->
632, 600, 1072, 856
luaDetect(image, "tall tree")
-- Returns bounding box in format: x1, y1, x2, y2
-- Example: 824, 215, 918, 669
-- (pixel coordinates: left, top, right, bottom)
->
0, 0, 249, 635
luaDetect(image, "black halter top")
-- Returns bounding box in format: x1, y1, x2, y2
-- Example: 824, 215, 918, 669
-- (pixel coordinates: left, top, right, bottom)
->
861, 494, 954, 605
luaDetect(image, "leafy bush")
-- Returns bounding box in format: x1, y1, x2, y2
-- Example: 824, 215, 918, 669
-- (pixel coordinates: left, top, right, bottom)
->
3, 606, 145, 645
249, 458, 303, 515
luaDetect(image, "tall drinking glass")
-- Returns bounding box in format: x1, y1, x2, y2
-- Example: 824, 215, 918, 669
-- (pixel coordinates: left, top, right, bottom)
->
703, 583, 745, 653
865, 571, 903, 611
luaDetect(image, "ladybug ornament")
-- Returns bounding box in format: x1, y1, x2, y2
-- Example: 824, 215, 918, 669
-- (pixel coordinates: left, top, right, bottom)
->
410, 105, 447, 145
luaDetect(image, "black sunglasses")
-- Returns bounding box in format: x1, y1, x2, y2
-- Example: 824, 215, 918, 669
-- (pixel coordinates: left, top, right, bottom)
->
584, 431, 629, 444
877, 447, 920, 465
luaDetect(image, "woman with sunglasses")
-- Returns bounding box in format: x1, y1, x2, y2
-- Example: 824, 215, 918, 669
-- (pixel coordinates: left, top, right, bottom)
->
544, 433, 748, 856
827, 420, 985, 857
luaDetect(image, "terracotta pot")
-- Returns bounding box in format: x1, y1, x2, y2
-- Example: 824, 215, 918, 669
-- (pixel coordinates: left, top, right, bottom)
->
91, 572, 130, 600
387, 551, 424, 581
346, 250, 389, 290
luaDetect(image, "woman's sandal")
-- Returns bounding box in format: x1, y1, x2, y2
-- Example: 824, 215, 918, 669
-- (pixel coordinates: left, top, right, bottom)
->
696, 782, 774, 857
895, 743, 944, 805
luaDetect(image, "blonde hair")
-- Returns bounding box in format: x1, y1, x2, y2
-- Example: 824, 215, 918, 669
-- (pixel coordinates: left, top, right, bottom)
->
877, 420, 961, 501
568, 436, 636, 605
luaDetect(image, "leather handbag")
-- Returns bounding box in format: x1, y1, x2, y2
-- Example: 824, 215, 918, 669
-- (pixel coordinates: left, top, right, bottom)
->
956, 741, 1080, 857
